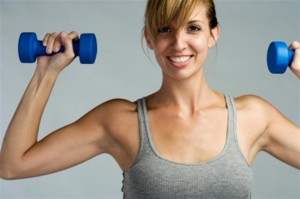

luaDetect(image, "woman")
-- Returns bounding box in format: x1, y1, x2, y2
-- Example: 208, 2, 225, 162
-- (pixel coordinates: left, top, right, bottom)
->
0, 0, 299, 198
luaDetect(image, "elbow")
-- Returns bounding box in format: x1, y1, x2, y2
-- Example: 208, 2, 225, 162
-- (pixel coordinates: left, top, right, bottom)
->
0, 171, 16, 180
0, 164, 18, 180
0, 167, 24, 180
0, 159, 22, 180
0, 165, 12, 180
0, 158, 38, 180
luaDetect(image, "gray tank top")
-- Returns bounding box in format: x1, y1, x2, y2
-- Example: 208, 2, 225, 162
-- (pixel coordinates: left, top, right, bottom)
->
122, 95, 253, 198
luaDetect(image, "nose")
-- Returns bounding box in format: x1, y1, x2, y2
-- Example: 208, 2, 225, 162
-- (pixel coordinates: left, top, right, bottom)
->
172, 30, 187, 51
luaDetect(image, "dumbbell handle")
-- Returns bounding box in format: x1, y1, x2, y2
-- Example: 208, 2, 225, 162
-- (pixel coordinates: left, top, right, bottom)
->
34, 40, 80, 57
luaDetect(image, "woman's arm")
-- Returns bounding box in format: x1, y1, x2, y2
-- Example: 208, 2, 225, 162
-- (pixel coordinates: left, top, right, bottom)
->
236, 41, 300, 168
261, 103, 300, 169
0, 32, 117, 179
261, 41, 300, 169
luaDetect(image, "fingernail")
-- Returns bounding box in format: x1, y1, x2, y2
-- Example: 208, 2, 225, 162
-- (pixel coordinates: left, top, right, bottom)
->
47, 48, 52, 54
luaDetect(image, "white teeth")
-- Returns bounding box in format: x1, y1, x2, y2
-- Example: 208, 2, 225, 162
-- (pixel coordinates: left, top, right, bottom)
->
169, 56, 190, 63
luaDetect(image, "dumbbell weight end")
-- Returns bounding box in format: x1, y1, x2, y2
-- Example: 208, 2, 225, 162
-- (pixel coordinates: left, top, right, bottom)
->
267, 41, 295, 74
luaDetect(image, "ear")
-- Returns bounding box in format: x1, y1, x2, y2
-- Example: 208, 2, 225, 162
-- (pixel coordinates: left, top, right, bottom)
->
208, 25, 220, 48
144, 27, 154, 50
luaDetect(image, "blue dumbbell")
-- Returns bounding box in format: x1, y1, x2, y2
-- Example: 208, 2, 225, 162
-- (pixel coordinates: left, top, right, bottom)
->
18, 32, 97, 64
267, 41, 295, 74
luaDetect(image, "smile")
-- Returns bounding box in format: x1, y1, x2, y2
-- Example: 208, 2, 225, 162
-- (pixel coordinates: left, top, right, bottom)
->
168, 56, 191, 63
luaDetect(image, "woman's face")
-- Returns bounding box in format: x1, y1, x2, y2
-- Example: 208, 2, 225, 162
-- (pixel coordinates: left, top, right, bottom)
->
146, 3, 219, 81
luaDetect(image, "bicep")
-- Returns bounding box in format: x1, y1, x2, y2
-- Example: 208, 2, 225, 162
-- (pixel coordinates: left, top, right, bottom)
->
16, 107, 114, 178
263, 105, 300, 169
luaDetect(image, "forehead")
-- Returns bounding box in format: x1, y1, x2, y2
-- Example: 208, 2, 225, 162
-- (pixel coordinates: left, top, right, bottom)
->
187, 4, 208, 23
170, 3, 208, 29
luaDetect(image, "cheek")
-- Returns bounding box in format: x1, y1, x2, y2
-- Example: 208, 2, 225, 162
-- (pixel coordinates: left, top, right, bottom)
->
153, 40, 170, 65
154, 50, 166, 68
188, 37, 210, 65
189, 38, 208, 54
153, 39, 168, 54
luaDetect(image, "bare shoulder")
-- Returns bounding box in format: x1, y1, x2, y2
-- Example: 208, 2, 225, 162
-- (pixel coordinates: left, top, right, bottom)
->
97, 98, 137, 114
92, 98, 138, 130
233, 94, 286, 129
88, 98, 140, 169
235, 94, 292, 123
234, 94, 272, 110
74, 98, 138, 148
233, 94, 279, 119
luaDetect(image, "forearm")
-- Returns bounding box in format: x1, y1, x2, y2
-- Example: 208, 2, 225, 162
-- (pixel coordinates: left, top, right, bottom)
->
0, 67, 59, 178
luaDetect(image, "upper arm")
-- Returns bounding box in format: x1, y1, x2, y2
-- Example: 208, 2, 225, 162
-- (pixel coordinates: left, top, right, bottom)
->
235, 95, 300, 169
262, 101, 300, 169
13, 99, 124, 179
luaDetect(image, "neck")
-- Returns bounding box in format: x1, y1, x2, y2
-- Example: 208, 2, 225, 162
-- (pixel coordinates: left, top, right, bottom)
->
150, 71, 218, 113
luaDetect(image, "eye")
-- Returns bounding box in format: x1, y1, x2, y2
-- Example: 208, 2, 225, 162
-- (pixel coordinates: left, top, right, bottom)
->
158, 27, 172, 34
188, 25, 201, 32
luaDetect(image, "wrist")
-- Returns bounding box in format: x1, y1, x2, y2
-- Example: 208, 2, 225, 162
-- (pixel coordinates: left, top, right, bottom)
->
32, 66, 60, 89
35, 64, 61, 78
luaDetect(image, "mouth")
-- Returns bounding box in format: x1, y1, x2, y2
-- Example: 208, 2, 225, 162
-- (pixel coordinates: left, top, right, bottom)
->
168, 56, 191, 63
167, 55, 192, 67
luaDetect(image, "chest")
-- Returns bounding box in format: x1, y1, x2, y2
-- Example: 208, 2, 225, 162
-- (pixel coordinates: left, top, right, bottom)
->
122, 99, 253, 198
147, 108, 228, 164
123, 148, 253, 199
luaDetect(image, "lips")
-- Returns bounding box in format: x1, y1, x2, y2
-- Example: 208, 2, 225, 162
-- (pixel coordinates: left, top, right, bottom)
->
167, 55, 192, 67
168, 56, 191, 63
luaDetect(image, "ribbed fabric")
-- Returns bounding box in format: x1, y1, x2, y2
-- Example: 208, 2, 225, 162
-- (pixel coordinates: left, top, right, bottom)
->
122, 95, 252, 199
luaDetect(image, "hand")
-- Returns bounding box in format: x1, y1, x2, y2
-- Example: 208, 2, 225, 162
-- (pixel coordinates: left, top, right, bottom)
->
37, 31, 79, 73
289, 41, 300, 79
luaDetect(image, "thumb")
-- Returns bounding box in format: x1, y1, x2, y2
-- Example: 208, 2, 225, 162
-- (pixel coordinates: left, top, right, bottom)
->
60, 31, 77, 56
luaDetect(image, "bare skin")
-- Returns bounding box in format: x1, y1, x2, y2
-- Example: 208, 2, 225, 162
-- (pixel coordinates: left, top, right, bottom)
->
0, 4, 300, 180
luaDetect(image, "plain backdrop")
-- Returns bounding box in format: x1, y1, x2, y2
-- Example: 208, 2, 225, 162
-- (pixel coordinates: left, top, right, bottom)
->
1, 0, 300, 198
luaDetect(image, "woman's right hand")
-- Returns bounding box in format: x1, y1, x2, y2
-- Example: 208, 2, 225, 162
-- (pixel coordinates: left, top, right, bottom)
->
289, 41, 300, 79
37, 31, 79, 73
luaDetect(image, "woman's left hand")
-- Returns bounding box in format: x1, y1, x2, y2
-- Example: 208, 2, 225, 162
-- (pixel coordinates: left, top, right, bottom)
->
289, 41, 300, 79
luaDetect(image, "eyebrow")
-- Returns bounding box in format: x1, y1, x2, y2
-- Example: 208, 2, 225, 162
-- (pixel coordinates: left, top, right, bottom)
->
187, 19, 204, 24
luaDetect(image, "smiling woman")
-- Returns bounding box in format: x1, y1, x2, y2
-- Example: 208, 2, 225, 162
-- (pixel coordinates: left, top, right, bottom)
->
144, 2, 219, 81
1, 0, 300, 199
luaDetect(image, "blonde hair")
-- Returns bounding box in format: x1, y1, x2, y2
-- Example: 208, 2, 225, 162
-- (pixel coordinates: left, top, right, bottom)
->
144, 0, 218, 41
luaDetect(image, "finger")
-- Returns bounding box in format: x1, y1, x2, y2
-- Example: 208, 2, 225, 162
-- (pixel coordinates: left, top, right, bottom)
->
68, 31, 79, 41
60, 31, 76, 55
46, 32, 59, 54
288, 41, 300, 51
42, 33, 51, 46
60, 32, 76, 58
61, 31, 79, 54
53, 33, 64, 53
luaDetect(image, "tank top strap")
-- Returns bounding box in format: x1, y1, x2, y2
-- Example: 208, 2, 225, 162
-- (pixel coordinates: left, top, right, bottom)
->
224, 94, 249, 165
224, 94, 236, 144
133, 98, 152, 161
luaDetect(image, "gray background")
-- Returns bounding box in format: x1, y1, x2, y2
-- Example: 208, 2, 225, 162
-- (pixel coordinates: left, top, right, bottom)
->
1, 0, 300, 198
